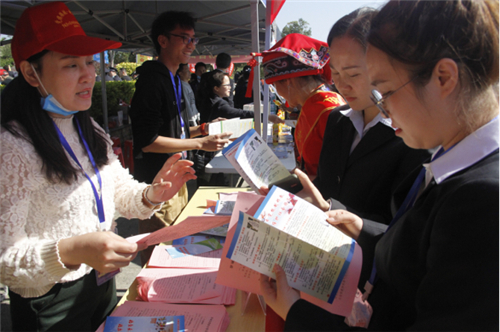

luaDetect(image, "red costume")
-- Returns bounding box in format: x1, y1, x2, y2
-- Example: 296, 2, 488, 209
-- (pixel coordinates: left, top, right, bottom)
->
294, 85, 344, 175
260, 33, 346, 176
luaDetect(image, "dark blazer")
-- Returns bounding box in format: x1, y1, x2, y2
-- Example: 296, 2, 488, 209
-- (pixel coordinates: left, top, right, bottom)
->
200, 95, 254, 124
313, 107, 432, 288
286, 150, 499, 331
314, 108, 431, 223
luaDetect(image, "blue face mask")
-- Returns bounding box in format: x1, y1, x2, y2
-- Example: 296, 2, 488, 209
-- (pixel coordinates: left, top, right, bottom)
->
31, 64, 79, 116
40, 94, 79, 116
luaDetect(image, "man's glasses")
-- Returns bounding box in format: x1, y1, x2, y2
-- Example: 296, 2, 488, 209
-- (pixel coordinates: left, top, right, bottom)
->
370, 76, 418, 118
168, 33, 199, 45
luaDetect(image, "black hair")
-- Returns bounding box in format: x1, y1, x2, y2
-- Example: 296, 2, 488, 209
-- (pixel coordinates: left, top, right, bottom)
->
176, 63, 188, 76
215, 53, 231, 69
195, 62, 206, 71
1, 51, 110, 185
327, 7, 378, 51
197, 71, 227, 121
151, 11, 196, 56
368, 0, 499, 131
237, 65, 252, 85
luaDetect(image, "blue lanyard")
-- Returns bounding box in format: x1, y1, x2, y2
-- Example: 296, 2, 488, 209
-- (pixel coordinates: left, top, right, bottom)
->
53, 119, 106, 229
363, 145, 454, 299
169, 71, 185, 129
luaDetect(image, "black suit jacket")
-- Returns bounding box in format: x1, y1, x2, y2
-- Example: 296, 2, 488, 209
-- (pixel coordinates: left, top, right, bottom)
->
286, 150, 499, 331
313, 108, 432, 288
314, 108, 431, 223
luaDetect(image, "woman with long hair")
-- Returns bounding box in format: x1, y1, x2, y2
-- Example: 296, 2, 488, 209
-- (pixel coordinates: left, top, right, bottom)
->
0, 3, 195, 331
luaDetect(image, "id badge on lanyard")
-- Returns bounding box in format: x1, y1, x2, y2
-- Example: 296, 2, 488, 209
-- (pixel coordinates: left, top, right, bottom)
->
170, 71, 187, 159
53, 119, 106, 231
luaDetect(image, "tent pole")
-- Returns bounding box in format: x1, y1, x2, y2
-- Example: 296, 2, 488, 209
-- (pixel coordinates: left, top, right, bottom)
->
250, 0, 261, 136
99, 51, 109, 134
262, 0, 272, 143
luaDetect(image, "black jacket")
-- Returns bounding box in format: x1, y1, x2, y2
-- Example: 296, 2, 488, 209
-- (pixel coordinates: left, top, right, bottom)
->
129, 60, 191, 184
286, 150, 499, 331
200, 95, 254, 124
313, 107, 432, 288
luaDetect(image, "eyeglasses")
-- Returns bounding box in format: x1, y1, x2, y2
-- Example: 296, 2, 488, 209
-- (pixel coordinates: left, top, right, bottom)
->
370, 76, 418, 118
167, 33, 199, 45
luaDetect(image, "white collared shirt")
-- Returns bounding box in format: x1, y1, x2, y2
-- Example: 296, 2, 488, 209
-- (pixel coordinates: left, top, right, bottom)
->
340, 108, 394, 154
423, 116, 499, 188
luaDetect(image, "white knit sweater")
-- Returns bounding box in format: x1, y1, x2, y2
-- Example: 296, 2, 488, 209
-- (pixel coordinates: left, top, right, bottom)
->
0, 116, 156, 298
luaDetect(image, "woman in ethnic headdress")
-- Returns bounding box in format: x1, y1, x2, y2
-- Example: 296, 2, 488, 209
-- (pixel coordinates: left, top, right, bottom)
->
259, 33, 346, 178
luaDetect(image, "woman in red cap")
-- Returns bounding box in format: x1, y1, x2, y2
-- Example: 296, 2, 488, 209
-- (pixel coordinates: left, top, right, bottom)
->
0, 2, 196, 331
261, 33, 346, 178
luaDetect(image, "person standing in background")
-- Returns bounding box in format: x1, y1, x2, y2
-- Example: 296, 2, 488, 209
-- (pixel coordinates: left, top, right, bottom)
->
177, 63, 199, 126
189, 61, 206, 97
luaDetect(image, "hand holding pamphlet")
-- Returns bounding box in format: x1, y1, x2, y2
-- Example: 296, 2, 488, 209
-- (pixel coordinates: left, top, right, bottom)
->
216, 189, 362, 316
222, 129, 300, 194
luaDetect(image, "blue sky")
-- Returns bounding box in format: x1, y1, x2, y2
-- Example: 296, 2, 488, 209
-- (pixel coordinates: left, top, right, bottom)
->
273, 0, 388, 43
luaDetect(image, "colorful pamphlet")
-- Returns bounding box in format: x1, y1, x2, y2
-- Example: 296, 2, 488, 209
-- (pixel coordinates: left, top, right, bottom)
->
215, 190, 362, 317
103, 315, 185, 332
222, 129, 295, 193
167, 235, 225, 258
208, 118, 254, 139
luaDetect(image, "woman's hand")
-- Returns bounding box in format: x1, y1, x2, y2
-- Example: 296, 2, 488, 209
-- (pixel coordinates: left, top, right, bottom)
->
148, 153, 197, 204
260, 264, 300, 320
209, 117, 227, 123
293, 169, 330, 211
326, 210, 363, 240
268, 114, 285, 124
199, 132, 232, 151
58, 231, 145, 274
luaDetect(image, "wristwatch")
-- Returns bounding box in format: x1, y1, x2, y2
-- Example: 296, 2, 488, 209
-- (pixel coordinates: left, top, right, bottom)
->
326, 198, 334, 211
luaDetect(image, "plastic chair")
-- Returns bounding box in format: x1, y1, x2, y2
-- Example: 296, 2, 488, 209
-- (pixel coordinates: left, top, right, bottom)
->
124, 140, 134, 175
113, 147, 126, 168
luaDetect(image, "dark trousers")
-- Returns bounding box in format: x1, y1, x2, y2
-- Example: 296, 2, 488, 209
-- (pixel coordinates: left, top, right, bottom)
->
9, 270, 117, 332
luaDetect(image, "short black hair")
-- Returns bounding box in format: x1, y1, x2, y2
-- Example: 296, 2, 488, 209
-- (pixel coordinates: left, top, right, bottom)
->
176, 63, 188, 75
151, 11, 196, 56
195, 62, 206, 70
215, 53, 231, 69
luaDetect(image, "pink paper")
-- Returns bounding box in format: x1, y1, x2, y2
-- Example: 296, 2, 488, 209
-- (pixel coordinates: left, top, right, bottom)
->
215, 192, 266, 294
216, 192, 362, 317
136, 215, 230, 247
136, 268, 236, 305
94, 301, 230, 332
218, 192, 239, 201
148, 246, 222, 269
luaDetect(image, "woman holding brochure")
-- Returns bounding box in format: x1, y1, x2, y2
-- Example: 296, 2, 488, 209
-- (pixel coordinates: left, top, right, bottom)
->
250, 33, 346, 177
0, 3, 196, 331
260, 0, 499, 330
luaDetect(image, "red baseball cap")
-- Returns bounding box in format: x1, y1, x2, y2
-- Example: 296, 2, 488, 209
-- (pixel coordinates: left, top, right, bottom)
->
11, 1, 121, 67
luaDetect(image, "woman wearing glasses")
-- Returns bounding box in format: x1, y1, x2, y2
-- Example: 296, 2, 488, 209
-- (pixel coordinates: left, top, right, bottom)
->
198, 70, 254, 123
261, 1, 499, 330
287, 7, 431, 290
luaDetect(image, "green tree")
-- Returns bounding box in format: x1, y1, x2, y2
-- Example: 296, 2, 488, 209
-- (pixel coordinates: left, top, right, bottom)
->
281, 18, 312, 37
0, 38, 14, 68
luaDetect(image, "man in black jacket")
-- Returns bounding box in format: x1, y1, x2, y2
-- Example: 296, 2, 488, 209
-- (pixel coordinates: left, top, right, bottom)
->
129, 11, 230, 264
